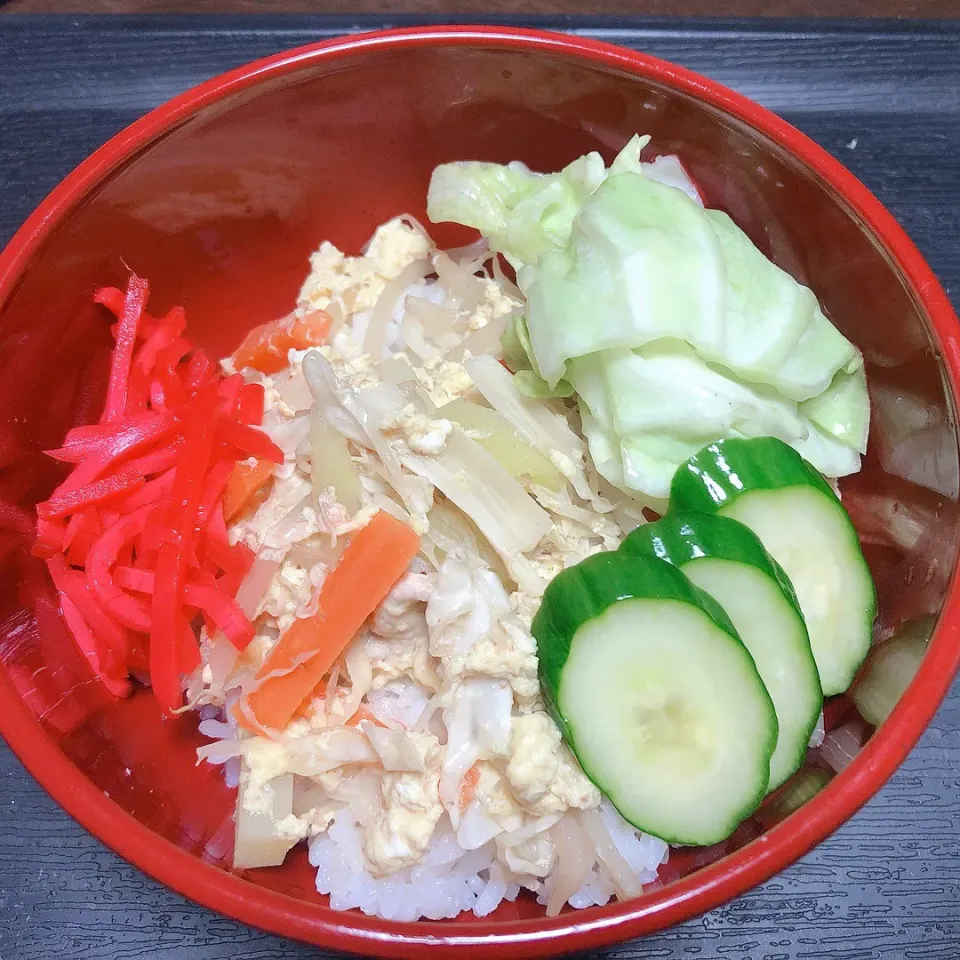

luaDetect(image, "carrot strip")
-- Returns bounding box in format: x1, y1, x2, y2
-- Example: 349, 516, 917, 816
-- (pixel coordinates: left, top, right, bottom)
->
244, 511, 419, 731
346, 704, 388, 728
223, 459, 274, 522
231, 309, 332, 375
460, 762, 482, 812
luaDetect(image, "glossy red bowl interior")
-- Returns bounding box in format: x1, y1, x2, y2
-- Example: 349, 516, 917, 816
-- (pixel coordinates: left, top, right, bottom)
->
1, 26, 958, 959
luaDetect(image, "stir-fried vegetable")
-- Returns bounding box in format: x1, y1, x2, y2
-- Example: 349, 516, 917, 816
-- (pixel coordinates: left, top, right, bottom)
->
223, 458, 275, 522
438, 398, 563, 490
309, 411, 363, 513
243, 510, 420, 731
232, 308, 332, 374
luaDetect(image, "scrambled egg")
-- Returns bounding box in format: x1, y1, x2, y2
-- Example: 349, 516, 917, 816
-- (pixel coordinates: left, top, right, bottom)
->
473, 761, 525, 833
259, 559, 318, 632
241, 739, 293, 815
503, 713, 601, 817
364, 732, 443, 875
468, 279, 523, 331
463, 619, 540, 707
412, 358, 475, 408
381, 403, 454, 456
298, 218, 431, 317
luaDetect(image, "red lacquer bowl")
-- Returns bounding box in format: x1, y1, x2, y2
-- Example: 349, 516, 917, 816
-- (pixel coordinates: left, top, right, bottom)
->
0, 26, 958, 959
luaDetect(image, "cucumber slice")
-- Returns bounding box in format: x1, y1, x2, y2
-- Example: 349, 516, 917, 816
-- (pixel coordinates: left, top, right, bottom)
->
534, 552, 777, 845
670, 437, 876, 695
621, 512, 823, 790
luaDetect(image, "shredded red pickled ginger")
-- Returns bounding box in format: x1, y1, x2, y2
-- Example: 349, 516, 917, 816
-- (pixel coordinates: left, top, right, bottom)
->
36, 274, 282, 716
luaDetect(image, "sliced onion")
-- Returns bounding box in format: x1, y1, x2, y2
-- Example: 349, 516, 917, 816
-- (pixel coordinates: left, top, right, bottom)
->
851, 618, 932, 726
196, 738, 248, 764
365, 259, 432, 358
401, 429, 551, 560
339, 771, 382, 827
401, 314, 442, 363
262, 495, 314, 549
465, 354, 594, 503
404, 296, 462, 339
445, 313, 509, 362
323, 662, 342, 722
302, 350, 368, 445
475, 860, 508, 917
262, 414, 311, 461
376, 355, 416, 385
277, 368, 314, 413
434, 252, 487, 314
337, 640, 373, 723
346, 381, 434, 518
426, 498, 513, 585
285, 727, 378, 776
234, 554, 281, 619
457, 801, 504, 852
310, 410, 362, 514
546, 817, 596, 917
496, 812, 563, 848
492, 254, 523, 300
444, 237, 489, 265
578, 807, 643, 900
819, 720, 867, 773
286, 534, 337, 568
360, 720, 425, 772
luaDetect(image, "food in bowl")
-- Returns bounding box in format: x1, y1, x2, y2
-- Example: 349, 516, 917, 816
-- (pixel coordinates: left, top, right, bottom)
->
35, 134, 914, 923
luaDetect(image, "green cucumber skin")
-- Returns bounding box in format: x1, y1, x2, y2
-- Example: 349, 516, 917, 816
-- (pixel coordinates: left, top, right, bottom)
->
669, 436, 877, 695
668, 436, 877, 632
669, 437, 836, 514
534, 551, 741, 744
620, 510, 823, 787
620, 510, 804, 619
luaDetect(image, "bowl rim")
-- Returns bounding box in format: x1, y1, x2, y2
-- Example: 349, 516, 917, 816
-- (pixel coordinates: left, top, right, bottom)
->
1, 23, 959, 959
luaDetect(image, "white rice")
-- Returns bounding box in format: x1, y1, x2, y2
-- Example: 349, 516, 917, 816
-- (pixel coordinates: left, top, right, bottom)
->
309, 810, 519, 920
307, 802, 667, 920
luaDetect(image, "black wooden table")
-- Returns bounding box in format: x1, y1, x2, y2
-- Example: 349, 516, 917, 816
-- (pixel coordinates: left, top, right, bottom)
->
1, 15, 959, 960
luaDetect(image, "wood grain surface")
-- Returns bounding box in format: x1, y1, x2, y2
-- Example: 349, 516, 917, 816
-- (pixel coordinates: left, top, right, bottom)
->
1, 15, 960, 960
3, 0, 960, 18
